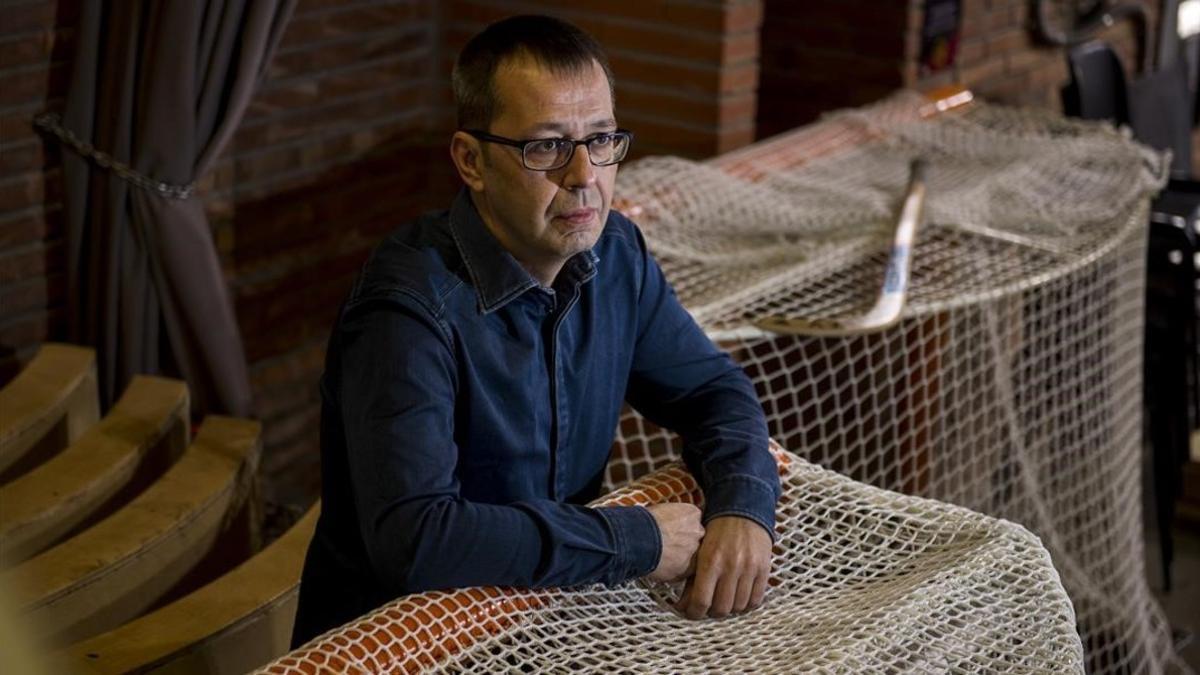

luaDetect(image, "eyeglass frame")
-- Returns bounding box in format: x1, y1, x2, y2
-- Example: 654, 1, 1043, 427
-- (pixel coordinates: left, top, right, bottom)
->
461, 128, 634, 171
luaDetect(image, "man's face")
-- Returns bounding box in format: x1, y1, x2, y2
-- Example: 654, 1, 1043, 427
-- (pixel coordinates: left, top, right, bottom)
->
468, 57, 618, 282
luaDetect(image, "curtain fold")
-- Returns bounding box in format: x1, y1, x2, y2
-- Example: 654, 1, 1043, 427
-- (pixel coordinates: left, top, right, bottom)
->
56, 1, 295, 416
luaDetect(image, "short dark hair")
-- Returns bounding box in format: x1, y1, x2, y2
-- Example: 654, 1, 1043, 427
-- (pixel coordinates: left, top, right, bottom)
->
452, 15, 615, 130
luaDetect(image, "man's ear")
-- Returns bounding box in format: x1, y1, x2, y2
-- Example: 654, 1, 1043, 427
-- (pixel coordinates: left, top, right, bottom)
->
450, 131, 486, 192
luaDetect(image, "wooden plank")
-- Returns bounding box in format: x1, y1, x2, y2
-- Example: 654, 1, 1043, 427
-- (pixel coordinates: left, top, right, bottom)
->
0, 343, 99, 478
60, 504, 319, 675
3, 416, 262, 645
0, 375, 189, 565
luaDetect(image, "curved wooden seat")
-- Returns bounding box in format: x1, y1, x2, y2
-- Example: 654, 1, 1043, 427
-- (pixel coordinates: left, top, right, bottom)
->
60, 504, 319, 675
3, 416, 262, 645
0, 344, 99, 480
0, 376, 190, 565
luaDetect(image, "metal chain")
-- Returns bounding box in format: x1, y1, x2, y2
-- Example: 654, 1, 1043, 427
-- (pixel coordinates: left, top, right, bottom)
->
33, 112, 196, 199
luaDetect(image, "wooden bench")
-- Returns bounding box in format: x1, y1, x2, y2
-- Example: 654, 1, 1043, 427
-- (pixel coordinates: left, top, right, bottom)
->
0, 344, 99, 481
59, 504, 319, 675
3, 416, 262, 645
0, 375, 189, 565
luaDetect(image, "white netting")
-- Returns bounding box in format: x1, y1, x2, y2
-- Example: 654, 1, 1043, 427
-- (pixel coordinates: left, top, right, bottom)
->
260, 443, 1084, 673
607, 92, 1182, 673
612, 92, 1165, 331
260, 91, 1187, 673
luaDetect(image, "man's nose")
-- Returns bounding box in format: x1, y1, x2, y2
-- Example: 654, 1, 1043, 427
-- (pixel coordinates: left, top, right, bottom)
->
560, 144, 596, 189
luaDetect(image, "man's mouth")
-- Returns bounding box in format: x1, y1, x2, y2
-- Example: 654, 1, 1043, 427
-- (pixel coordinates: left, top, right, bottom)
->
556, 208, 597, 225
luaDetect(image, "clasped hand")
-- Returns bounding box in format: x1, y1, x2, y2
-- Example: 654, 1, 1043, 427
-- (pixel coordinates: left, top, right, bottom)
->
645, 503, 772, 619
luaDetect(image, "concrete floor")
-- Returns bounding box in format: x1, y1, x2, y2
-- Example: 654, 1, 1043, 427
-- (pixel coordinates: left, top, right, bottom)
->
1152, 521, 1200, 671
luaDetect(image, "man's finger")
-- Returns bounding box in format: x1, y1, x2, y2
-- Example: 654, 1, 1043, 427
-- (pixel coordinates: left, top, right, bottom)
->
710, 571, 737, 617
750, 569, 769, 608
675, 577, 694, 612
682, 552, 698, 580
683, 564, 718, 619
732, 571, 754, 613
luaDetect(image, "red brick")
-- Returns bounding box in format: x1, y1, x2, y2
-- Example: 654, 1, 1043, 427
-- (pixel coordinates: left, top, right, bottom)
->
232, 114, 428, 201
595, 22, 728, 64
267, 26, 430, 80
718, 60, 758, 95
0, 137, 59, 175
279, 1, 432, 51
763, 18, 907, 62
448, 3, 742, 65
251, 337, 327, 392
762, 46, 904, 88
724, 0, 764, 34
609, 51, 721, 96
718, 91, 757, 127
232, 150, 435, 266
988, 5, 1023, 31
239, 274, 355, 362
724, 30, 759, 64
715, 120, 755, 155
1004, 48, 1055, 76
0, 168, 61, 213
0, 306, 66, 351
251, 339, 325, 421
986, 27, 1029, 55
957, 55, 1007, 88
0, 104, 49, 145
616, 85, 752, 129
234, 80, 426, 149
450, 0, 731, 35
0, 204, 61, 248
957, 36, 987, 65
768, 0, 907, 29
0, 271, 63, 316
261, 401, 320, 449
0, 61, 68, 106
615, 113, 722, 158
0, 27, 73, 68
249, 51, 429, 116
0, 237, 64, 285
961, 0, 989, 19
0, 0, 80, 36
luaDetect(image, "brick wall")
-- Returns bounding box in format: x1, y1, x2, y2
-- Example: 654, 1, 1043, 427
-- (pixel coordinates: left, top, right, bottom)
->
439, 0, 763, 158
920, 0, 1159, 109
757, 0, 1161, 139
215, 0, 447, 506
0, 0, 76, 384
757, 0, 913, 140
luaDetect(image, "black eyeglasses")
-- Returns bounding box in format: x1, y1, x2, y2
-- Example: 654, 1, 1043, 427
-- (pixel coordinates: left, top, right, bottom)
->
463, 129, 634, 171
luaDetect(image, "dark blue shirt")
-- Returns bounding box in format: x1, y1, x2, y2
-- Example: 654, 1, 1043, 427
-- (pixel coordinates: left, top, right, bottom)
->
292, 188, 780, 646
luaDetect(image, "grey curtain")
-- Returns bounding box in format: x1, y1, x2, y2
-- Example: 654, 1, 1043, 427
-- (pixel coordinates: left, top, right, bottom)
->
55, 1, 294, 416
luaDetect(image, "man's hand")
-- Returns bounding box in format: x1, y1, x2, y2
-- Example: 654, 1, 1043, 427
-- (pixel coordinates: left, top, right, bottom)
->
676, 515, 772, 619
644, 503, 705, 582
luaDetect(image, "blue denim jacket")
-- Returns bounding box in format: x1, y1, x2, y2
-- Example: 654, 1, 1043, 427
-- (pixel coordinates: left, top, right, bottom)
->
292, 188, 780, 645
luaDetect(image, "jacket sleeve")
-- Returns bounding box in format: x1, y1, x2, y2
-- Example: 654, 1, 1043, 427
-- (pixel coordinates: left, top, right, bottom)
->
336, 298, 661, 596
622, 224, 781, 539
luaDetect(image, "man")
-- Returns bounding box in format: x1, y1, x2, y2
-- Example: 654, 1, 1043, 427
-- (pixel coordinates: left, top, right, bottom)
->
292, 15, 780, 647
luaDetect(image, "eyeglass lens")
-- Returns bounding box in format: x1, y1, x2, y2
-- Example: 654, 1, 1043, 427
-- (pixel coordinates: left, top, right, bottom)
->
524, 133, 629, 170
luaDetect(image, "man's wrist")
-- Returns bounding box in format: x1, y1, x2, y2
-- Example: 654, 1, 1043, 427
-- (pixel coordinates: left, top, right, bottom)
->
597, 505, 662, 582
702, 475, 779, 542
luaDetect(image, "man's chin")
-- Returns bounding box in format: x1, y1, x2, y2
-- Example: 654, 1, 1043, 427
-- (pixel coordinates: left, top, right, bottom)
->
551, 215, 601, 238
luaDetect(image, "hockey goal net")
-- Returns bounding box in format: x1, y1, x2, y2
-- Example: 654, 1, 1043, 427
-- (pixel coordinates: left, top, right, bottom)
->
258, 89, 1183, 673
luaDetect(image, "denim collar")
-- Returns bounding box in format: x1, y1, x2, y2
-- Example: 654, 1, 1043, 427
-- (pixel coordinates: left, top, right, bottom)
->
447, 187, 599, 314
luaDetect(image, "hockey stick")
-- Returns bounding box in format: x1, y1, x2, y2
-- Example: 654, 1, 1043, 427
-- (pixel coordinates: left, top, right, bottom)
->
754, 158, 928, 337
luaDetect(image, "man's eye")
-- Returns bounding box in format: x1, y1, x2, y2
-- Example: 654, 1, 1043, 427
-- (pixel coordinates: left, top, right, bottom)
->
531, 140, 562, 154
590, 134, 613, 147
